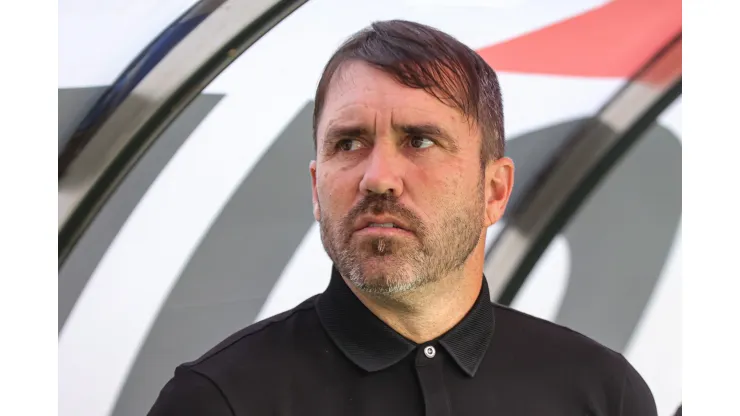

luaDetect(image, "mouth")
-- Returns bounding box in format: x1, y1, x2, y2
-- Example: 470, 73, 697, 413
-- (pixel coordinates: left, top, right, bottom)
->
353, 218, 415, 237
365, 222, 404, 229
354, 226, 414, 238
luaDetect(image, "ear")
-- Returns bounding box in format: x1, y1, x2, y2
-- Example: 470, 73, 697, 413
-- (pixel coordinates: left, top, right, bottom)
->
483, 157, 515, 227
309, 160, 320, 221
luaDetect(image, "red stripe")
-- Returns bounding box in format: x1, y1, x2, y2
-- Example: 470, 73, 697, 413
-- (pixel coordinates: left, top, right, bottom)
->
476, 0, 681, 78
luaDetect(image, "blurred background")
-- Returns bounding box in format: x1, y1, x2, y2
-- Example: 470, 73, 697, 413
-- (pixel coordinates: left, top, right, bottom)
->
58, 0, 681, 415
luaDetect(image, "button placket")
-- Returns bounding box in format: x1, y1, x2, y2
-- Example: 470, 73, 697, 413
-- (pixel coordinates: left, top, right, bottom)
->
414, 343, 449, 416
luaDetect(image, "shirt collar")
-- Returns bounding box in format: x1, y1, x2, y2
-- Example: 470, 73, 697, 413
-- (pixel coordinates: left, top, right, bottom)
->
316, 266, 495, 377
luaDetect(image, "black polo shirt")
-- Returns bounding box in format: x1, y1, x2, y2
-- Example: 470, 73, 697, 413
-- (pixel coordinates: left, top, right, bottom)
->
148, 267, 657, 415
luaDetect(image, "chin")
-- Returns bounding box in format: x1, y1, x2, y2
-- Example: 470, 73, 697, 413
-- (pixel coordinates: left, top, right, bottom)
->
350, 258, 423, 294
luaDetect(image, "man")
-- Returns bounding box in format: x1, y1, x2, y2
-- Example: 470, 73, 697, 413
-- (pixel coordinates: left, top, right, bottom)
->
148, 20, 657, 415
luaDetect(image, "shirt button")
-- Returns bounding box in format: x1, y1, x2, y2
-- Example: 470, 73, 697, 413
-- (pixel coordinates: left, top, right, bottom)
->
423, 345, 436, 358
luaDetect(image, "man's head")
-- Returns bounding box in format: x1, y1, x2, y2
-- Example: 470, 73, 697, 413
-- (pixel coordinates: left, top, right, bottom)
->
310, 20, 514, 295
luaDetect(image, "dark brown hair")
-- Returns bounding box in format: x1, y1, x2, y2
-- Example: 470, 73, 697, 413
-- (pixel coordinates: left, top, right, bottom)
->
312, 19, 505, 163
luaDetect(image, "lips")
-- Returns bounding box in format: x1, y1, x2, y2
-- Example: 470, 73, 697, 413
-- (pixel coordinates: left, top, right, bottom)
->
366, 222, 402, 229
354, 216, 412, 233
353, 223, 414, 239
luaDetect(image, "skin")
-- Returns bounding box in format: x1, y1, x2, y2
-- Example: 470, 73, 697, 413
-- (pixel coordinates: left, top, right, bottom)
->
310, 61, 514, 343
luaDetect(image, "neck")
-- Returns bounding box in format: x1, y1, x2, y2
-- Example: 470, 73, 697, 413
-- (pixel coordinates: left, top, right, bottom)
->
346, 242, 486, 344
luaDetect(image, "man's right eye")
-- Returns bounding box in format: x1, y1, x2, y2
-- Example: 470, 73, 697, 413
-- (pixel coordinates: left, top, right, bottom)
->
337, 139, 363, 151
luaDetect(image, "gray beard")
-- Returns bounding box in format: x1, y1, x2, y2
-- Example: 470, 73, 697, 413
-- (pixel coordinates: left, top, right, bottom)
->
318, 194, 483, 295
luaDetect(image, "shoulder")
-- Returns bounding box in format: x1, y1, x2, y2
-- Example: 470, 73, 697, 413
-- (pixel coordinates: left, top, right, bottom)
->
492, 302, 625, 364
147, 366, 233, 416
491, 303, 657, 415
185, 295, 320, 371
148, 296, 320, 415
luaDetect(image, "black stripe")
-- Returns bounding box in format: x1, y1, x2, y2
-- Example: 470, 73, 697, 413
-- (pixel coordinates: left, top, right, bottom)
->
111, 102, 318, 416
555, 121, 681, 352
58, 93, 225, 333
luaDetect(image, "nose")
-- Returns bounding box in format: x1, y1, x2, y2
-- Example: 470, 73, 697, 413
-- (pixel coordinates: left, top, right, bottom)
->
359, 143, 404, 197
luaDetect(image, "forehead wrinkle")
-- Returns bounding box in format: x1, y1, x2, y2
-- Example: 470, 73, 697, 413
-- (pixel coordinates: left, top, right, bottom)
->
321, 104, 369, 139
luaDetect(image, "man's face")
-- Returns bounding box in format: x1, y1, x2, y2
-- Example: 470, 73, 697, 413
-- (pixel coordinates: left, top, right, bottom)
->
311, 61, 503, 294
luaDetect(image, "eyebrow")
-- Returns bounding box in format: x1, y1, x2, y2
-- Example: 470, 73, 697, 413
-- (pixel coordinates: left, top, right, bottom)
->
324, 125, 372, 143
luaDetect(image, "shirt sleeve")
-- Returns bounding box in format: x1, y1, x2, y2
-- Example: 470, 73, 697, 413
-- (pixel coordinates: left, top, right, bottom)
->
618, 356, 658, 416
147, 366, 234, 416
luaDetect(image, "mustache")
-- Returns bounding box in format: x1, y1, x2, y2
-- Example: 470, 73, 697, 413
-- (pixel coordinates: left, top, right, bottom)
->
344, 193, 424, 235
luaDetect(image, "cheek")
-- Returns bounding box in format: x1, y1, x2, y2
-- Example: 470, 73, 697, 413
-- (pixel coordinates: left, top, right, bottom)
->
318, 170, 358, 216
409, 167, 462, 217
412, 164, 479, 218
418, 159, 468, 194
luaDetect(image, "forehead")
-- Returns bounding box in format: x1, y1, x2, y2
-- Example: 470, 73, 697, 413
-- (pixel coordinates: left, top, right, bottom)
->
318, 61, 466, 132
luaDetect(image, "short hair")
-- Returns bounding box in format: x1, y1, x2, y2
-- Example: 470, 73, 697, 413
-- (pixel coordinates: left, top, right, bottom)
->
312, 19, 505, 163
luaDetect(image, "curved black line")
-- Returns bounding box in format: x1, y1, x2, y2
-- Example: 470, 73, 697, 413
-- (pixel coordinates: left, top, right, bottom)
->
498, 80, 681, 305
109, 102, 317, 416
58, 94, 226, 333
58, 0, 309, 267
58, 0, 223, 177
485, 32, 683, 262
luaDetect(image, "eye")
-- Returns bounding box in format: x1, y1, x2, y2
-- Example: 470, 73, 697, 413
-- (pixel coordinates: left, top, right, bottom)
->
337, 138, 364, 152
409, 135, 435, 149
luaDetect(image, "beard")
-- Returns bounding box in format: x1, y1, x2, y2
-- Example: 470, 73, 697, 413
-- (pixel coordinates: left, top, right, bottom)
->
318, 179, 485, 295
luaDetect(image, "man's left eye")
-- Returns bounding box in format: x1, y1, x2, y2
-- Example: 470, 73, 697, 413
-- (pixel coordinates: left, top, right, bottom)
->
409, 136, 434, 149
